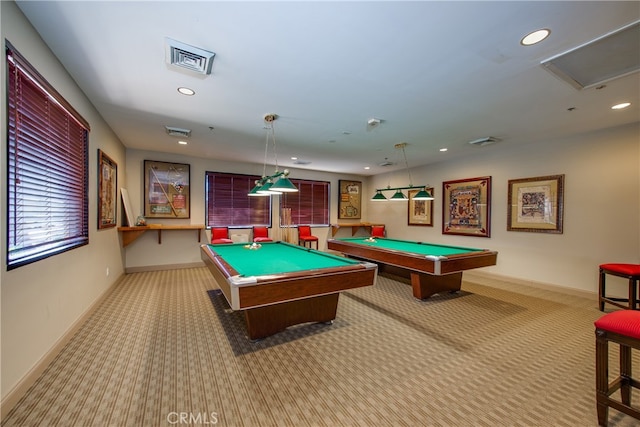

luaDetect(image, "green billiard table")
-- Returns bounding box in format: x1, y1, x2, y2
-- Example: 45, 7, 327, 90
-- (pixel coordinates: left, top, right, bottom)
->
328, 237, 497, 299
201, 241, 377, 340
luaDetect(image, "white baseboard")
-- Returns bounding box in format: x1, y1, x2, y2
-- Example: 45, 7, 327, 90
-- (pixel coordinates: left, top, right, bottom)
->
463, 270, 597, 300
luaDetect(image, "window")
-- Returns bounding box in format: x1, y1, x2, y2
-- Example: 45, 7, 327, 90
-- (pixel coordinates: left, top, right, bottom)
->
281, 179, 330, 226
205, 172, 271, 228
6, 42, 90, 270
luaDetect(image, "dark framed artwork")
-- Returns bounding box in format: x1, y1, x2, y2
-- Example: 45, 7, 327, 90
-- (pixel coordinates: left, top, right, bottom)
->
98, 149, 117, 229
144, 160, 190, 218
442, 176, 491, 237
338, 180, 362, 219
507, 174, 564, 233
408, 188, 434, 226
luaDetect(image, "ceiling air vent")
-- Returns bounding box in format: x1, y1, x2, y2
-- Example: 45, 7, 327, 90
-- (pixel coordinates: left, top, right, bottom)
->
541, 21, 640, 90
468, 137, 500, 147
165, 37, 215, 75
165, 126, 191, 138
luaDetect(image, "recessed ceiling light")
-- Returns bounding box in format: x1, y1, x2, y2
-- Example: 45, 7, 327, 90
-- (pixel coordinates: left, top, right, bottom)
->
364, 166, 370, 170
439, 148, 448, 152
177, 140, 188, 145
612, 102, 631, 110
291, 157, 298, 160
177, 87, 195, 96
521, 29, 550, 46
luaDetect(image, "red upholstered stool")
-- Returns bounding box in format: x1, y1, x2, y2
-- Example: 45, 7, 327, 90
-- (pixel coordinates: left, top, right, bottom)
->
599, 264, 640, 311
595, 310, 640, 426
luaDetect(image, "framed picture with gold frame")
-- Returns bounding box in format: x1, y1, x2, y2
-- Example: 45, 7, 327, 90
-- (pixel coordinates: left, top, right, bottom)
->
507, 174, 564, 233
338, 180, 362, 219
442, 176, 491, 237
144, 160, 190, 218
408, 188, 434, 226
98, 149, 117, 229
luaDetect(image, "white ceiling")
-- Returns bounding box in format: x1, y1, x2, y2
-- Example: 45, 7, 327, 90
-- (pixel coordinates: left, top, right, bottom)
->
16, 1, 640, 176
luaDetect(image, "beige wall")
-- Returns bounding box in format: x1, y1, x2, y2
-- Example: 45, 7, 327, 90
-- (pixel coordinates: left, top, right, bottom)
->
1, 1, 127, 402
121, 149, 367, 270
368, 122, 640, 293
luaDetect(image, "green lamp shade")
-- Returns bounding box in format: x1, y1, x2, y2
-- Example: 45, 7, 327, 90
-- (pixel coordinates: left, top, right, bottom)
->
257, 180, 282, 194
390, 189, 408, 201
371, 191, 387, 201
412, 188, 434, 200
271, 176, 298, 192
248, 183, 269, 196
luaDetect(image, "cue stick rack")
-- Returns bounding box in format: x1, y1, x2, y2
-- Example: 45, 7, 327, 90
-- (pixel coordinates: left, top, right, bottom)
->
280, 208, 293, 243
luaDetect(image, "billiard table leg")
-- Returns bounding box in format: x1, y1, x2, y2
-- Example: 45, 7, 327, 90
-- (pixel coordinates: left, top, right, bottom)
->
411, 272, 463, 299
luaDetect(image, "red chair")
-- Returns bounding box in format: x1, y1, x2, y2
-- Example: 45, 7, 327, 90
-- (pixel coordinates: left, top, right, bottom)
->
252, 226, 273, 243
298, 225, 318, 249
595, 310, 640, 426
599, 264, 640, 311
211, 227, 233, 244
371, 225, 385, 238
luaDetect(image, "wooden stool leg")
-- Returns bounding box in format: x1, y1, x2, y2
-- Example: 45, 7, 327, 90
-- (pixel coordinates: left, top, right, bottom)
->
599, 269, 606, 311
621, 344, 632, 405
596, 331, 610, 426
631, 278, 639, 310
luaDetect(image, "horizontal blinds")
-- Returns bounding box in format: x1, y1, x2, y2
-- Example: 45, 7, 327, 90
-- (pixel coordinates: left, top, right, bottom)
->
205, 172, 271, 227
7, 42, 89, 269
281, 179, 330, 226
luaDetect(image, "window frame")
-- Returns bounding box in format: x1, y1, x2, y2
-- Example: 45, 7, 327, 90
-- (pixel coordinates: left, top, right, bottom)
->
6, 41, 90, 270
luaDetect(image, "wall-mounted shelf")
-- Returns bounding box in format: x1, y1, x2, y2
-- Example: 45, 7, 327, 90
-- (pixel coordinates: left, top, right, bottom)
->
330, 222, 385, 237
117, 224, 205, 247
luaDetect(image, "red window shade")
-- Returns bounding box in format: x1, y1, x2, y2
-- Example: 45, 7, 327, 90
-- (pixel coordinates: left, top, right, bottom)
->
6, 42, 89, 270
205, 172, 271, 227
281, 179, 330, 226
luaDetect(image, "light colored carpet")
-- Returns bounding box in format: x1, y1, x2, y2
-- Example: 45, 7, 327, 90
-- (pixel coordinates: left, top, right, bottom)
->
2, 267, 639, 426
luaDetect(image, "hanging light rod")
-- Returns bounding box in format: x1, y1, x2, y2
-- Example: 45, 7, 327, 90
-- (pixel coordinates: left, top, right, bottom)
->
371, 143, 433, 201
248, 114, 299, 196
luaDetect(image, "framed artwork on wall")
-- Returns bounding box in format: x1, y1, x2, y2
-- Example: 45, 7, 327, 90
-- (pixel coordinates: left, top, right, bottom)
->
408, 187, 434, 226
338, 180, 362, 219
507, 174, 564, 233
442, 176, 491, 237
98, 149, 117, 229
144, 160, 190, 218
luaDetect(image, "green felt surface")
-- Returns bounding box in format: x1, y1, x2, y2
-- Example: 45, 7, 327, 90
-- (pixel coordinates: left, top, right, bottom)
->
335, 238, 482, 257
207, 241, 359, 276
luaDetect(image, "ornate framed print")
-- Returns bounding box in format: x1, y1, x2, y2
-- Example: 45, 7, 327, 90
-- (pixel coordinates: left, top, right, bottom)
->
443, 176, 491, 237
144, 160, 190, 218
338, 180, 362, 219
507, 174, 564, 233
98, 149, 117, 229
408, 188, 434, 226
